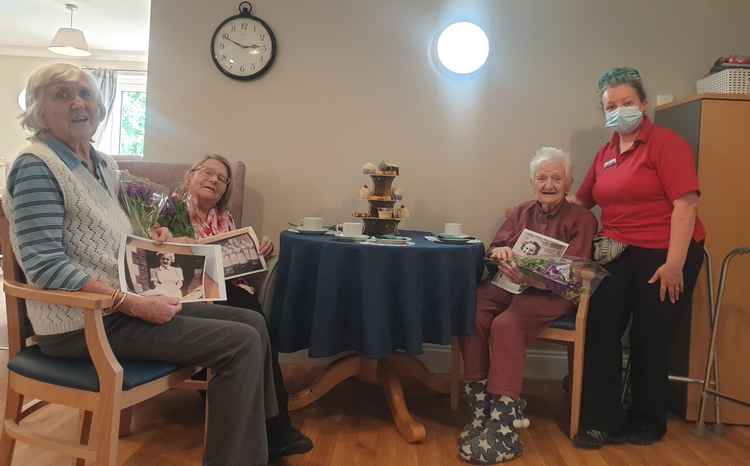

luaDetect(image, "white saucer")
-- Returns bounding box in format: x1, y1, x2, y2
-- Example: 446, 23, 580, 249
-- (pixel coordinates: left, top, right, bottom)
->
333, 233, 370, 242
296, 227, 329, 234
437, 236, 473, 244
437, 233, 472, 239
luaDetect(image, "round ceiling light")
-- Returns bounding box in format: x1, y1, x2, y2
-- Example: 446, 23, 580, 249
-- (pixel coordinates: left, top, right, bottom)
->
18, 89, 26, 111
436, 22, 489, 74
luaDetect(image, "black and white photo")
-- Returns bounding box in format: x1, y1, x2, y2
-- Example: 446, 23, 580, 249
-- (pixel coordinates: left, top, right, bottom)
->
199, 226, 267, 279
119, 235, 226, 302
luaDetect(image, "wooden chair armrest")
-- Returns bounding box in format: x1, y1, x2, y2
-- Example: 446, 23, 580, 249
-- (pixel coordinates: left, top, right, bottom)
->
257, 255, 279, 309
3, 280, 113, 310
83, 310, 123, 390
574, 268, 595, 328
3, 279, 123, 389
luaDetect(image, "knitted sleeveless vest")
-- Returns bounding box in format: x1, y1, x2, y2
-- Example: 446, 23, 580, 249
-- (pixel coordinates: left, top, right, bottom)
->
2, 141, 133, 335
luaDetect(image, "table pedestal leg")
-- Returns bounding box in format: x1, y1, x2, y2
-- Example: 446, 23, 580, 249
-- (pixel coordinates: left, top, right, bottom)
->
381, 359, 426, 443
288, 355, 361, 411
288, 353, 450, 443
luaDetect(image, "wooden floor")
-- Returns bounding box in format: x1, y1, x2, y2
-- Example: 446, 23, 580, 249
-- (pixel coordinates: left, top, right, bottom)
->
2, 351, 750, 466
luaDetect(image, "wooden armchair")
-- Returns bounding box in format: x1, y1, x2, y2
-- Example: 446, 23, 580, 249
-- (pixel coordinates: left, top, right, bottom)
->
0, 205, 200, 466
450, 269, 594, 439
537, 269, 595, 439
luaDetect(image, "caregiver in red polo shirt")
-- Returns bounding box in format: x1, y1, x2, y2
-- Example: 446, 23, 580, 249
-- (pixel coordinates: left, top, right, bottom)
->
572, 67, 705, 449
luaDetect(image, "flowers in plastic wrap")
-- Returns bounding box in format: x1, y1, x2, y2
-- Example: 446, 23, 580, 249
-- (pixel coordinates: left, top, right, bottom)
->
158, 192, 195, 238
515, 255, 609, 302
118, 171, 169, 238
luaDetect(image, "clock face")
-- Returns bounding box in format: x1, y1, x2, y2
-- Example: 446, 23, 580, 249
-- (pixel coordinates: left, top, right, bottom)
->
211, 15, 276, 80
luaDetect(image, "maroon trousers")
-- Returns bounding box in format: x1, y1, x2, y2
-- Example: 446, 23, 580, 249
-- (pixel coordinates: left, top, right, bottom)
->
460, 282, 573, 398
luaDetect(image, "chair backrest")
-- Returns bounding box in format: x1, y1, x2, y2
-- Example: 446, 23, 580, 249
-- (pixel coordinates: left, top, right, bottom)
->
114, 157, 246, 226
0, 204, 34, 357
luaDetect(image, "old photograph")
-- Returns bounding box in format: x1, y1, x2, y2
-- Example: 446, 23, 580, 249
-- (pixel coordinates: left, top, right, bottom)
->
199, 226, 267, 280
119, 236, 226, 302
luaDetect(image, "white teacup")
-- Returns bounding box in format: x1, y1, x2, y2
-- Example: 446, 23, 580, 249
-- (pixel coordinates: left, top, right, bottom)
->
301, 217, 324, 230
444, 222, 464, 236
336, 222, 364, 237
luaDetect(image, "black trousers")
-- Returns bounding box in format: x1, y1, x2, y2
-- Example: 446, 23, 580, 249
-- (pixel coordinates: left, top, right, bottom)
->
224, 282, 293, 436
579, 240, 704, 435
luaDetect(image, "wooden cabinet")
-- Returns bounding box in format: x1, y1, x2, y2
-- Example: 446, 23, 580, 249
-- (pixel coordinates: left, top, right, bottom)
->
656, 94, 750, 424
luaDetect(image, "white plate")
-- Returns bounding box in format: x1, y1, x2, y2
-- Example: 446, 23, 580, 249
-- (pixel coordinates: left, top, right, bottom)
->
363, 240, 414, 247
370, 237, 410, 245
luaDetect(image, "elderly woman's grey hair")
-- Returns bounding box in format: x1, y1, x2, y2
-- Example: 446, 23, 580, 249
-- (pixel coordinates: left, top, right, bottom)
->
19, 63, 106, 136
529, 146, 572, 181
183, 154, 234, 211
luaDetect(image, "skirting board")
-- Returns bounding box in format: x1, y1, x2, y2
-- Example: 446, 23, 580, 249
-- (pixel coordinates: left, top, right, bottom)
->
279, 344, 569, 381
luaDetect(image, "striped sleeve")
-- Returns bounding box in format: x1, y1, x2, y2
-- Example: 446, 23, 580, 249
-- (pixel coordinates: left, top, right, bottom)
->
7, 154, 90, 290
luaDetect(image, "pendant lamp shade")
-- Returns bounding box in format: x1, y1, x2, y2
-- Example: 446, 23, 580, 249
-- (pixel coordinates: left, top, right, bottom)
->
48, 4, 91, 57
49, 27, 91, 56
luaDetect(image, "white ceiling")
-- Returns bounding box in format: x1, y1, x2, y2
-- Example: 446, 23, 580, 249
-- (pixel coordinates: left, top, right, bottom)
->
0, 0, 150, 58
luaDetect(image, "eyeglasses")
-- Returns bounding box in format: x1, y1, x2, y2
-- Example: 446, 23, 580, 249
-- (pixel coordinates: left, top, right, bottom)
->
49, 84, 94, 103
193, 166, 230, 185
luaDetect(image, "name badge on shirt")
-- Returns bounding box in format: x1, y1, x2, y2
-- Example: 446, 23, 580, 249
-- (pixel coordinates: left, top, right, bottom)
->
603, 158, 617, 169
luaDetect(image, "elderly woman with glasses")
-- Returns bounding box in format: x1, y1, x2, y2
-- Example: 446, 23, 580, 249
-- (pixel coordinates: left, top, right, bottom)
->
2, 63, 281, 466
573, 67, 705, 449
181, 156, 269, 255
173, 154, 313, 462
458, 147, 597, 464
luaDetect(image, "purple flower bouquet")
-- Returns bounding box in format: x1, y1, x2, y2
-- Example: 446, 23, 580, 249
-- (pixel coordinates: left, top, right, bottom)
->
117, 171, 169, 238
515, 255, 609, 302
158, 192, 194, 238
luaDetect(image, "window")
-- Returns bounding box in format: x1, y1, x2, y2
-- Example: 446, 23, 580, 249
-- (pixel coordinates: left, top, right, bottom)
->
96, 71, 147, 156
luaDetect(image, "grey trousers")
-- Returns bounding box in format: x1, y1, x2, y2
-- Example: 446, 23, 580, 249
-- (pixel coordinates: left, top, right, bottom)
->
37, 303, 279, 466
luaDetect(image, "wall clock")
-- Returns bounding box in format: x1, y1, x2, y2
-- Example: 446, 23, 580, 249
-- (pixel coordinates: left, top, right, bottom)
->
210, 2, 276, 80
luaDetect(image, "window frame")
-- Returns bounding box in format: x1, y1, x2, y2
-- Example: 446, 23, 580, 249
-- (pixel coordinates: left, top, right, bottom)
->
95, 71, 148, 156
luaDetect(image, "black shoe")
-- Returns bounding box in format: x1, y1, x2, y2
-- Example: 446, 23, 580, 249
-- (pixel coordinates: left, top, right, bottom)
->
627, 428, 664, 445
573, 429, 627, 449
269, 426, 313, 463
607, 430, 628, 444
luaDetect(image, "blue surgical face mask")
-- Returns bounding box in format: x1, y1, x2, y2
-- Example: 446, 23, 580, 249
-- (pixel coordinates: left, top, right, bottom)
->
605, 106, 643, 134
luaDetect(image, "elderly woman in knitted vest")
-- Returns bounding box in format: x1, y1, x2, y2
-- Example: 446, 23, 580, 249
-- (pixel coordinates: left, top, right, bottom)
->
458, 147, 597, 464
2, 63, 281, 466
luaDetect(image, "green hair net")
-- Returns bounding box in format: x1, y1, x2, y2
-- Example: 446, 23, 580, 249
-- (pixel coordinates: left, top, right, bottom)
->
597, 67, 642, 97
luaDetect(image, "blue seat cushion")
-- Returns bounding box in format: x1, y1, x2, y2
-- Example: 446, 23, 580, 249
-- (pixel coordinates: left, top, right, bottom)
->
7, 345, 180, 392
549, 313, 576, 331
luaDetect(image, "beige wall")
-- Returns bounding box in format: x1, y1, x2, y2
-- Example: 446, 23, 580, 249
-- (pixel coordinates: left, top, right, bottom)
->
0, 55, 146, 161
146, 0, 749, 242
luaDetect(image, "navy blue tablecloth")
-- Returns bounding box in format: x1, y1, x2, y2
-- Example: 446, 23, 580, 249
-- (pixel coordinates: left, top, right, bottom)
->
270, 230, 485, 358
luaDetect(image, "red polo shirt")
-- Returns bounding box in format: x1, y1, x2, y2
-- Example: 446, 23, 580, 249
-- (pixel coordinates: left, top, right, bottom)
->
577, 117, 705, 250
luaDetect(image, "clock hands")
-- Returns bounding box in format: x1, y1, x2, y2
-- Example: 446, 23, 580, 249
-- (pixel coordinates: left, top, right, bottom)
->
223, 33, 268, 55
222, 33, 249, 48
247, 44, 267, 55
